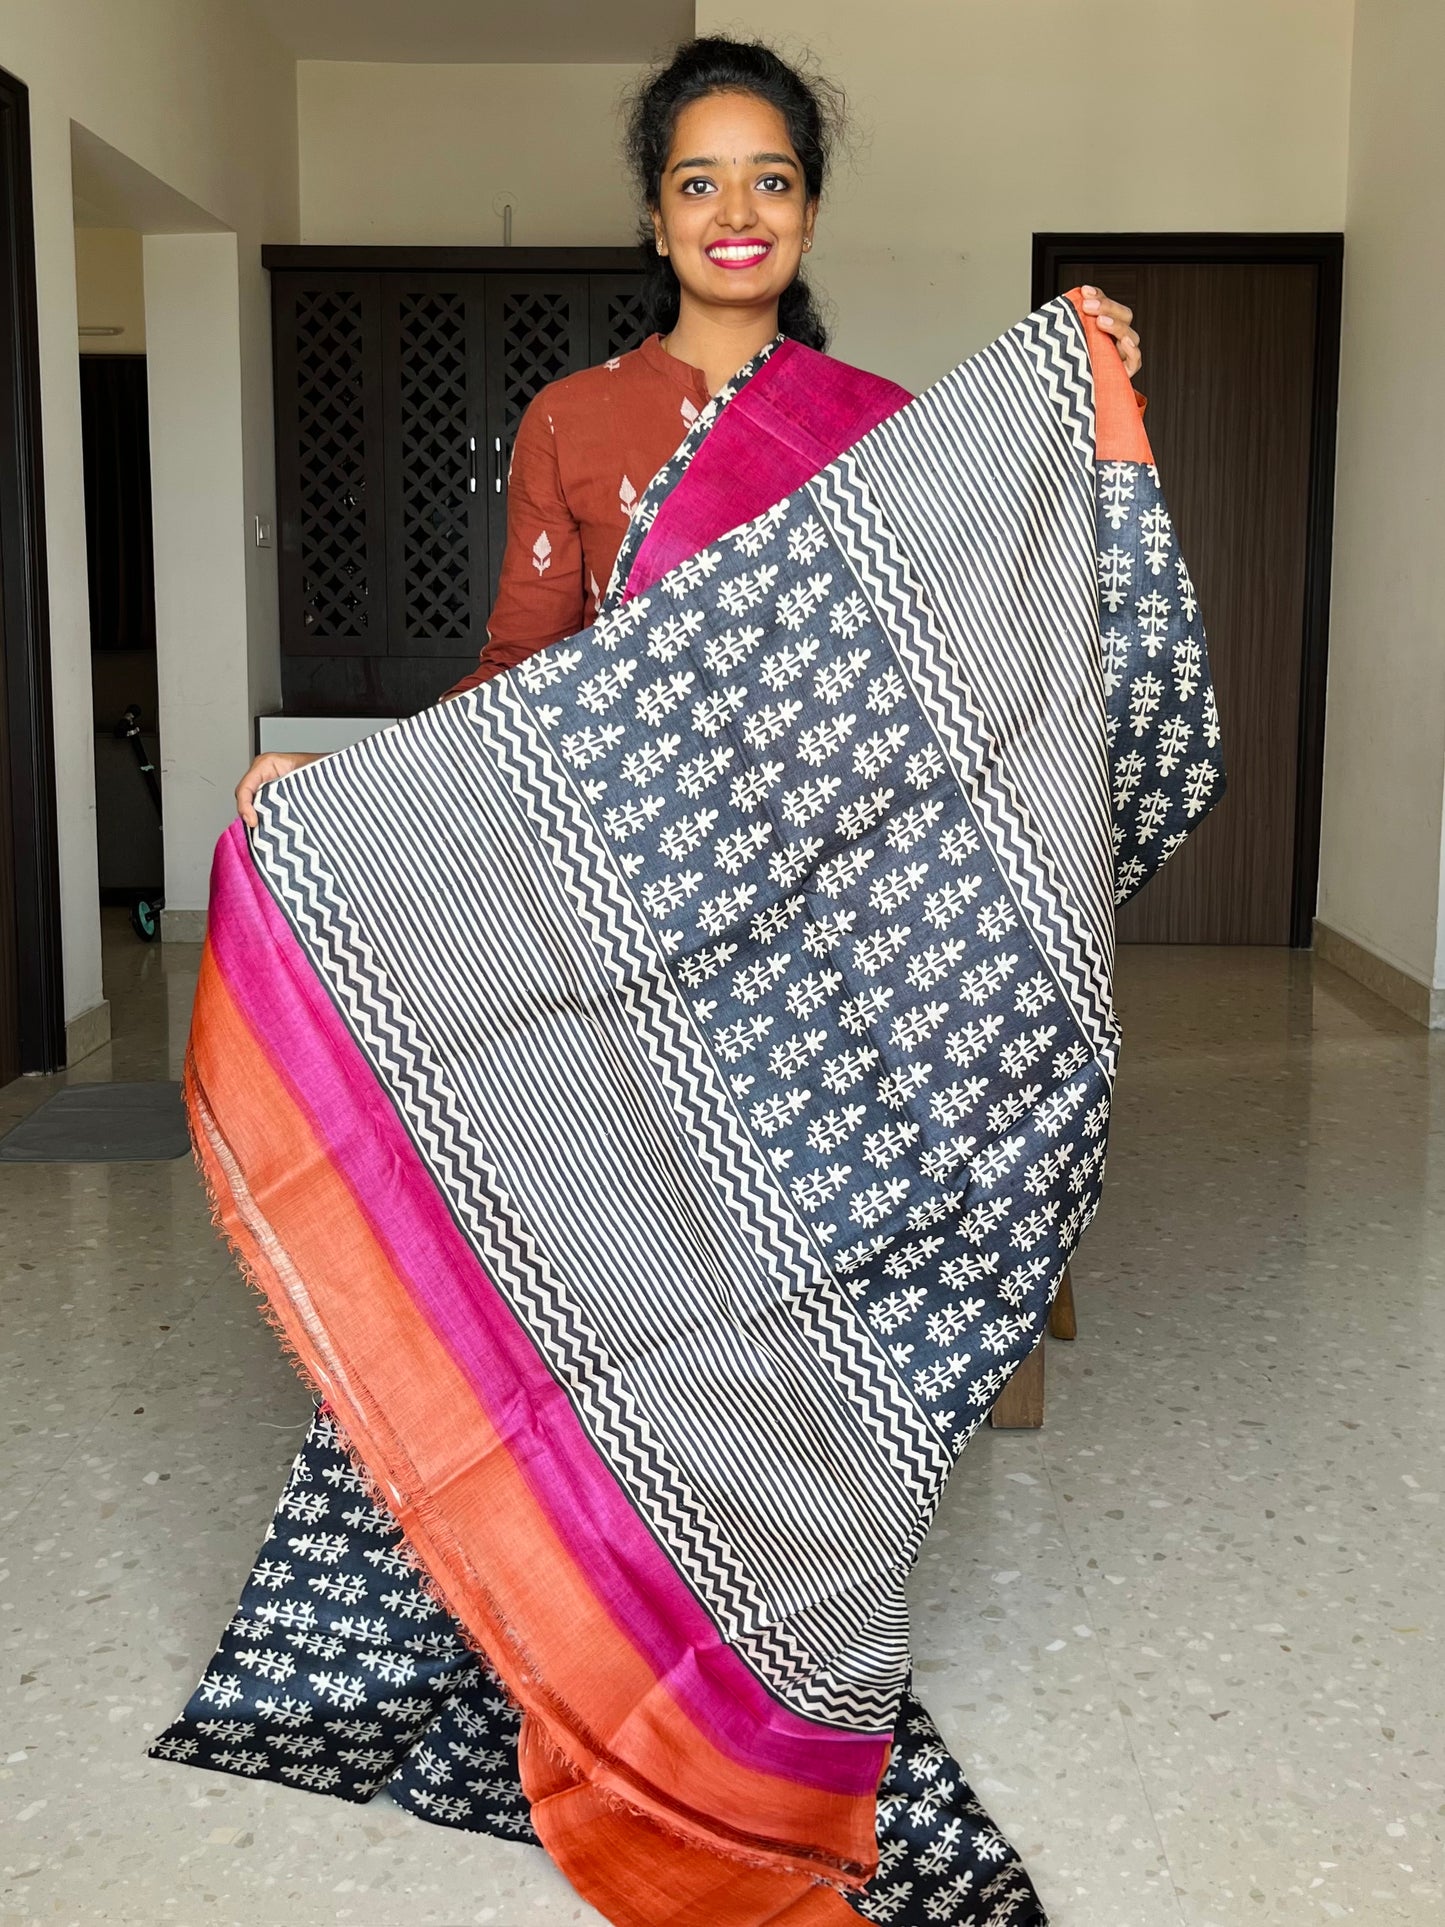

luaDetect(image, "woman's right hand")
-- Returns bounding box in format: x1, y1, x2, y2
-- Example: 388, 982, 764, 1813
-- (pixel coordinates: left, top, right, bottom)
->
235, 752, 322, 828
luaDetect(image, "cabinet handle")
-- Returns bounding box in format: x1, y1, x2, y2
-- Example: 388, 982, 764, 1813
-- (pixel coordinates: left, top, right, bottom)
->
467, 434, 477, 494
494, 436, 504, 495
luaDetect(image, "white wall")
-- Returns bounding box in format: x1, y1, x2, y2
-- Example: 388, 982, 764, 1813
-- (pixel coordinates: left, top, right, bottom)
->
144, 234, 254, 919
1317, 0, 1445, 1000
0, 0, 298, 1043
73, 225, 145, 350
696, 0, 1354, 388
299, 62, 648, 245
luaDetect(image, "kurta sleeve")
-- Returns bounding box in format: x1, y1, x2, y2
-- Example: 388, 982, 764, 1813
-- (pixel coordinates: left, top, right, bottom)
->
444, 394, 587, 696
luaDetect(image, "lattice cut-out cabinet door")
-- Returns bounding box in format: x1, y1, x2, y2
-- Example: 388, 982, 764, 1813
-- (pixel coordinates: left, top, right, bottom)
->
484, 276, 591, 604
274, 272, 389, 654
589, 275, 650, 363
380, 277, 491, 658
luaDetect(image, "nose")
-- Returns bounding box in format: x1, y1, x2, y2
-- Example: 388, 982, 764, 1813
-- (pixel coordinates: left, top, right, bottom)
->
713, 179, 758, 232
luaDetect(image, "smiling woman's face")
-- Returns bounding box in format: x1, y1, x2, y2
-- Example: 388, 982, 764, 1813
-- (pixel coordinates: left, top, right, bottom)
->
652, 90, 816, 322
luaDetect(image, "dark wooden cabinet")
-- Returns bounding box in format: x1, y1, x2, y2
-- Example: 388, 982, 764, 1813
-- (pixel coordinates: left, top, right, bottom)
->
264, 246, 648, 715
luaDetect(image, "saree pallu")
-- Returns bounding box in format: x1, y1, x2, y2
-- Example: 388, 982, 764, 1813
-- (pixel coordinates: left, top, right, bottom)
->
154, 293, 1222, 1925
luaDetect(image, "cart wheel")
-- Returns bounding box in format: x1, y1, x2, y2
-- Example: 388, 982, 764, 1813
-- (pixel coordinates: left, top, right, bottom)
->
130, 896, 161, 942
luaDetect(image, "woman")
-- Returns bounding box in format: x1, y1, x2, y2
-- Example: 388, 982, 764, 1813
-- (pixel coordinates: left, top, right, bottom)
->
166, 37, 1205, 1927
235, 38, 1141, 824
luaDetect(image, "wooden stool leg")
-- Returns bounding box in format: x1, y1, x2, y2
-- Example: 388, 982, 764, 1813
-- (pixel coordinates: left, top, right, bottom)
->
989, 1342, 1044, 1429
1047, 1264, 1077, 1341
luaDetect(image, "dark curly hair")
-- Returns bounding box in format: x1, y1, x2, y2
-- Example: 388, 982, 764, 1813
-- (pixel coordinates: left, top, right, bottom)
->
623, 37, 843, 351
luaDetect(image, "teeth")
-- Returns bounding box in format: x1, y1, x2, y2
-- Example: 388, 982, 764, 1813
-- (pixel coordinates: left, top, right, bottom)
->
710, 245, 769, 260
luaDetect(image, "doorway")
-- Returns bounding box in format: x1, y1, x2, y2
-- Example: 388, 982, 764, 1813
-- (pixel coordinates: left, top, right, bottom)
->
1035, 234, 1343, 946
76, 231, 164, 947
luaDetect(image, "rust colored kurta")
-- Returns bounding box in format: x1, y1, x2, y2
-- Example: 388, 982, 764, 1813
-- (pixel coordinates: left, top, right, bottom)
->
446, 335, 712, 696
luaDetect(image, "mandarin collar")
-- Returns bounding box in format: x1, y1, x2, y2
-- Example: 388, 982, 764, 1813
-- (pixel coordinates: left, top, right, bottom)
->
637, 331, 712, 403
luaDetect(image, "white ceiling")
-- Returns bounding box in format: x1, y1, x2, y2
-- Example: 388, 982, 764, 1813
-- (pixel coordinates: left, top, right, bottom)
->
247, 0, 694, 64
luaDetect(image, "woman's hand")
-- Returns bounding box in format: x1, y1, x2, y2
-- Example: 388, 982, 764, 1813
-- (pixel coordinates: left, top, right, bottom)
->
235, 752, 322, 829
1080, 286, 1142, 379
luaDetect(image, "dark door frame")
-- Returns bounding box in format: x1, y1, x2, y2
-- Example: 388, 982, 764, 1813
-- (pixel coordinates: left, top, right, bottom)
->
1033, 232, 1343, 948
0, 64, 65, 1071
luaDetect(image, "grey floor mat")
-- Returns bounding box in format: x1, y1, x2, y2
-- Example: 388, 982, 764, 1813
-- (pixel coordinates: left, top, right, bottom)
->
0, 1082, 189, 1162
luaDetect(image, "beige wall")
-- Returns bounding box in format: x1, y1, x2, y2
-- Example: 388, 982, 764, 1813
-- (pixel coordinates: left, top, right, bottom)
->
144, 233, 255, 923
0, 0, 298, 1038
696, 0, 1354, 388
1317, 0, 1445, 997
74, 225, 145, 351
299, 62, 649, 245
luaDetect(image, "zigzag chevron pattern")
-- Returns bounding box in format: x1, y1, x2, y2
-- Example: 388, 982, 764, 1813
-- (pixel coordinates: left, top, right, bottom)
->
479, 685, 949, 1479
1014, 295, 1097, 472
253, 783, 826, 1707
475, 684, 949, 1720
255, 738, 931, 1732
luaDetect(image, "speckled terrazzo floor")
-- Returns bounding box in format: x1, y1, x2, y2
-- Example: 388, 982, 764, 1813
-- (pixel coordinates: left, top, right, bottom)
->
2, 916, 1442, 1926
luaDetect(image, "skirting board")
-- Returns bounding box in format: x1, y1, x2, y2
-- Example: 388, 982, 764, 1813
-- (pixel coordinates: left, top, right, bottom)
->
160, 908, 206, 944
1313, 920, 1445, 1029
65, 998, 111, 1065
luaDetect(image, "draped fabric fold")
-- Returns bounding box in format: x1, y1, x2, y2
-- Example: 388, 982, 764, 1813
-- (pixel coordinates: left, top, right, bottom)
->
154, 293, 1222, 1925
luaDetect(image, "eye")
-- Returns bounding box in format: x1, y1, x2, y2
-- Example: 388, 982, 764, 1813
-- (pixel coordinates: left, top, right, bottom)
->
679, 176, 716, 197
757, 173, 792, 193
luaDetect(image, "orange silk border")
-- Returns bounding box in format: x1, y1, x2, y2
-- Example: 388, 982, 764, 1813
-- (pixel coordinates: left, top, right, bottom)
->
188, 942, 877, 1904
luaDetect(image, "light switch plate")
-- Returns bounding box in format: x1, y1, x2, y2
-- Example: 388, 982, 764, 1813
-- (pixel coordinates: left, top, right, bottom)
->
254, 514, 273, 549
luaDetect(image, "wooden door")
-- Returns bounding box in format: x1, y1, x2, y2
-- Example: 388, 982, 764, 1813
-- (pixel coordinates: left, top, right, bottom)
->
1040, 247, 1339, 944
484, 275, 592, 605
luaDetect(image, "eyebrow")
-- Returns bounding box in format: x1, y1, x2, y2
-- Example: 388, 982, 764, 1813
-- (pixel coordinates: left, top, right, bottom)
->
668, 152, 800, 174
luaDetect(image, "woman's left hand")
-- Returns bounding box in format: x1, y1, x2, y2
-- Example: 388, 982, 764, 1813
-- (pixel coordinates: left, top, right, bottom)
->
1079, 286, 1142, 379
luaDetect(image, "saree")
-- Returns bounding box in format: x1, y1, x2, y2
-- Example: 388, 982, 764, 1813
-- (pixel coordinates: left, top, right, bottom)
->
153, 293, 1222, 1925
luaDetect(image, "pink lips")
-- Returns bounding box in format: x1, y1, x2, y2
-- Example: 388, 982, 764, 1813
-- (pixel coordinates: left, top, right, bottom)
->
705, 239, 774, 271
